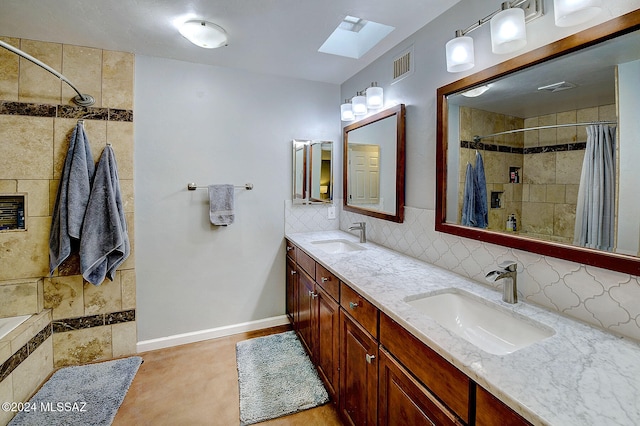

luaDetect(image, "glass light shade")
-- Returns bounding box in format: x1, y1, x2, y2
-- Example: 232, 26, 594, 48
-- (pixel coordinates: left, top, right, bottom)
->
352, 94, 367, 116
490, 8, 527, 54
366, 86, 384, 109
179, 20, 228, 49
445, 35, 475, 72
341, 102, 355, 121
554, 0, 602, 27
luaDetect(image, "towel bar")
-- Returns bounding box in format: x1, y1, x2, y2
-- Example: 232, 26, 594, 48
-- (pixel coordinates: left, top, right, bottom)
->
187, 183, 253, 191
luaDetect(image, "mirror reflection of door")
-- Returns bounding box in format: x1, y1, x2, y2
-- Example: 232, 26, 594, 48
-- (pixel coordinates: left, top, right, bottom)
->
348, 144, 380, 207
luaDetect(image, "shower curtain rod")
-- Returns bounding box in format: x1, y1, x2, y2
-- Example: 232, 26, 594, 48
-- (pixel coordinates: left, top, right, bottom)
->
0, 40, 95, 107
473, 121, 618, 142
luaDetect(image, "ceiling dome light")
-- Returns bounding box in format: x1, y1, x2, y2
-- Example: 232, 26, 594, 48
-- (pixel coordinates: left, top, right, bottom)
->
461, 85, 490, 97
554, 0, 602, 27
179, 20, 228, 49
446, 30, 475, 73
490, 3, 527, 54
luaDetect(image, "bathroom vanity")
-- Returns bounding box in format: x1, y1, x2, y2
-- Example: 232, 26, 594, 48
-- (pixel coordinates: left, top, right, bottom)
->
285, 231, 640, 426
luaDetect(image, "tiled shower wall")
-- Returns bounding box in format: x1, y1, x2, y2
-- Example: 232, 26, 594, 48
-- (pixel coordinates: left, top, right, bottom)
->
340, 206, 640, 342
0, 37, 136, 372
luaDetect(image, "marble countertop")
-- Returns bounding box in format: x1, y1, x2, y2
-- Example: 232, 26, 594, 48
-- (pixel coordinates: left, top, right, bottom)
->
286, 230, 640, 426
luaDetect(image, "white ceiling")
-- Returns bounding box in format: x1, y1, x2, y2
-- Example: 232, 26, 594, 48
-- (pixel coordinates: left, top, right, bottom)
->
0, 0, 461, 85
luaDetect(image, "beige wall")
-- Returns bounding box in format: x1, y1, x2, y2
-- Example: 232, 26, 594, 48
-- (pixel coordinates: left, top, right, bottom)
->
0, 37, 136, 369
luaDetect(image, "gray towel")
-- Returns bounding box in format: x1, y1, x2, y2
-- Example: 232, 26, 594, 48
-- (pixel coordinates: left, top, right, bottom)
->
49, 123, 95, 275
461, 162, 475, 227
208, 184, 234, 225
80, 146, 130, 285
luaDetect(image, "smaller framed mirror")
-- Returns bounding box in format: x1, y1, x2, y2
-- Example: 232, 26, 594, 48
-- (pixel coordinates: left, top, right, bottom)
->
292, 139, 333, 204
343, 104, 406, 222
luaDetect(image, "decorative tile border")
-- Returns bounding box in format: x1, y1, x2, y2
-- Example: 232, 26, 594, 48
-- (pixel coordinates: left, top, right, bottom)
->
0, 309, 136, 384
52, 309, 136, 333
461, 140, 586, 154
0, 101, 133, 122
0, 323, 51, 382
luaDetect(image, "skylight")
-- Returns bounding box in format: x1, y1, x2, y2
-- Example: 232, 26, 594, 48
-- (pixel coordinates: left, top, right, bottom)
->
318, 15, 395, 59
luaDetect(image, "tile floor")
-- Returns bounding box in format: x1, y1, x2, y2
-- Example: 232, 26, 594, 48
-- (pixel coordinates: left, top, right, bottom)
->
113, 325, 344, 425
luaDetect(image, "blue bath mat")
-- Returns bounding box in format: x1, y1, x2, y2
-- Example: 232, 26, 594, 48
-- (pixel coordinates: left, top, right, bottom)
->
236, 331, 329, 425
9, 356, 142, 426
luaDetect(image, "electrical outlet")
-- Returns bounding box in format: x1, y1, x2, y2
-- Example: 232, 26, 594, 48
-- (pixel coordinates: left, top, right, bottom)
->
327, 205, 336, 220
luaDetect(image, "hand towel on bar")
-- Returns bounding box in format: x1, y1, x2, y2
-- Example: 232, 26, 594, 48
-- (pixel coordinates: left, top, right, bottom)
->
80, 145, 130, 285
208, 184, 235, 225
49, 123, 95, 275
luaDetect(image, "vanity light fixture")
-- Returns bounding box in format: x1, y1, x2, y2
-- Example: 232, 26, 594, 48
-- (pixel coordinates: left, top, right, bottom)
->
553, 0, 602, 27
446, 30, 475, 72
366, 82, 384, 109
352, 91, 368, 116
179, 20, 228, 49
341, 99, 355, 121
490, 2, 527, 54
341, 82, 385, 121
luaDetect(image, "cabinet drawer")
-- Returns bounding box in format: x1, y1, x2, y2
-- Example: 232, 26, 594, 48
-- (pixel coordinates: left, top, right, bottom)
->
380, 313, 470, 424
340, 283, 378, 339
315, 264, 339, 301
475, 386, 532, 426
296, 247, 315, 278
285, 239, 296, 262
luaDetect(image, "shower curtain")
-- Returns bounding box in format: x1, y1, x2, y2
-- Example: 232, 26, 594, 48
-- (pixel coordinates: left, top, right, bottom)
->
573, 124, 616, 251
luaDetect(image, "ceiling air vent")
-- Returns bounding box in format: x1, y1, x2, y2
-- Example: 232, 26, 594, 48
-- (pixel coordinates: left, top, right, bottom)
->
537, 81, 577, 92
392, 45, 414, 84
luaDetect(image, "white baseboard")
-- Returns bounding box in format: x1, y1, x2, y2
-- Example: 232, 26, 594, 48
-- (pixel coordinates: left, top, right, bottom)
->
136, 315, 290, 353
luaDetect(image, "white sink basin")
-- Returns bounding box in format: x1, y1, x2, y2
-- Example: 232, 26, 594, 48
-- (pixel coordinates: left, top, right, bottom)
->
406, 290, 554, 355
311, 239, 365, 254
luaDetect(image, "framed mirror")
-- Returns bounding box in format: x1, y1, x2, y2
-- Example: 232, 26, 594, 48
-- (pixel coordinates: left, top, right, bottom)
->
343, 104, 406, 222
292, 139, 333, 204
436, 10, 640, 275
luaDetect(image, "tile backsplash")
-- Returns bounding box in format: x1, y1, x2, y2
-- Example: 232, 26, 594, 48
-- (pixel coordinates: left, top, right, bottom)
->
327, 205, 640, 342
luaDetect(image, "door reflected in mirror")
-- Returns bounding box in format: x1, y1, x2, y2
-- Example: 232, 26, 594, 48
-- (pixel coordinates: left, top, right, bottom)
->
343, 104, 405, 223
292, 139, 333, 204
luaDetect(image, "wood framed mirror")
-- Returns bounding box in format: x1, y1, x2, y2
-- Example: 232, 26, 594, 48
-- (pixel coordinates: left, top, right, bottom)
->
343, 104, 406, 222
436, 10, 640, 275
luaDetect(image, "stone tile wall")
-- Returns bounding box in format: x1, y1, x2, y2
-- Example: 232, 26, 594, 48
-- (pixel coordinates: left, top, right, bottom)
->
0, 35, 136, 391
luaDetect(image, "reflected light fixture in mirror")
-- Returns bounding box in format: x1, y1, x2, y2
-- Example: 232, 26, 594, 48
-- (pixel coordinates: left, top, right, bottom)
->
490, 2, 527, 54
179, 20, 228, 48
554, 0, 602, 27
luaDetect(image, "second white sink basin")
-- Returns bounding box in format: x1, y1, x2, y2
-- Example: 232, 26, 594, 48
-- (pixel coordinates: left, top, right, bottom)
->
406, 290, 554, 355
311, 239, 365, 254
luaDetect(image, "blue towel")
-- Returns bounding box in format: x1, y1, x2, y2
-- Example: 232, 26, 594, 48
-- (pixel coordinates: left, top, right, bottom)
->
474, 152, 488, 228
80, 146, 130, 285
49, 123, 95, 275
461, 162, 475, 227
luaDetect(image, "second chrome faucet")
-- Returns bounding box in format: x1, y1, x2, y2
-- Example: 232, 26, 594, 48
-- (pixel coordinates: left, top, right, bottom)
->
349, 222, 367, 243
486, 261, 518, 304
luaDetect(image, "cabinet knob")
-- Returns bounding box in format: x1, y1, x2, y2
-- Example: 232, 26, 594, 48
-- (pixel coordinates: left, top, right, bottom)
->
286, 246, 294, 251
321, 277, 329, 283
349, 301, 360, 310
366, 354, 376, 364
290, 270, 297, 275
311, 291, 318, 299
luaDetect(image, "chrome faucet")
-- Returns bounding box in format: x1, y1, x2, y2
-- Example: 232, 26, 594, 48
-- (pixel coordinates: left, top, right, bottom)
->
485, 261, 518, 304
349, 222, 367, 243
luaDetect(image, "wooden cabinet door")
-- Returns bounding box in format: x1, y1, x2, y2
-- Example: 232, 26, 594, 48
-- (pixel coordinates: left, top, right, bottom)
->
286, 256, 297, 325
340, 310, 378, 426
379, 348, 463, 426
297, 269, 315, 358
475, 386, 532, 426
315, 285, 340, 405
